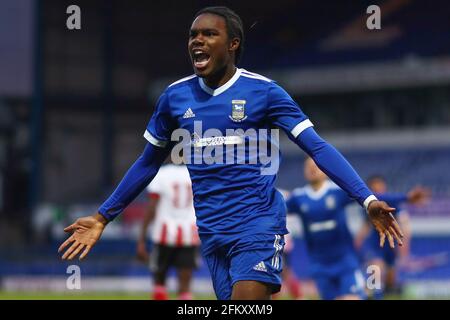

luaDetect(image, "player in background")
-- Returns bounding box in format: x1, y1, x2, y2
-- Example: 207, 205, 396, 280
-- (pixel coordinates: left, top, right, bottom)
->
354, 175, 430, 299
286, 158, 421, 299
59, 7, 404, 300
136, 162, 199, 300
286, 158, 368, 300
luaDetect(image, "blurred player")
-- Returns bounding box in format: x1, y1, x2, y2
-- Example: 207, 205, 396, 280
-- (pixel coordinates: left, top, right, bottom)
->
136, 163, 199, 300
286, 157, 368, 300
355, 175, 430, 299
59, 6, 403, 300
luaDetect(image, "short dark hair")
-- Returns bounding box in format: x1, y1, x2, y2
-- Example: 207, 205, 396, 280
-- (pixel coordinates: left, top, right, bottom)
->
194, 6, 245, 64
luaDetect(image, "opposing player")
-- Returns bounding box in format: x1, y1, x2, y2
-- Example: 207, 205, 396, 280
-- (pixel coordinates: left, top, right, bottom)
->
355, 175, 429, 299
136, 163, 199, 300
59, 7, 403, 300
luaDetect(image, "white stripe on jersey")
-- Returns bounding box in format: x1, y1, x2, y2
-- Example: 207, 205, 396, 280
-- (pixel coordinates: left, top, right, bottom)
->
271, 235, 283, 270
291, 119, 314, 138
309, 220, 337, 232
144, 130, 168, 148
240, 69, 272, 82
363, 195, 378, 210
168, 74, 197, 87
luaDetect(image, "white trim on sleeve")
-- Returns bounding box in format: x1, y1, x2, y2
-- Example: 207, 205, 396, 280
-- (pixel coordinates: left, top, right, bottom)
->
144, 130, 168, 148
363, 195, 378, 211
291, 119, 314, 138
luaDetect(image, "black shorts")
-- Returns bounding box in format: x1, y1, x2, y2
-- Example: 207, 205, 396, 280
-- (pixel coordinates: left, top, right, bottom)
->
150, 244, 200, 273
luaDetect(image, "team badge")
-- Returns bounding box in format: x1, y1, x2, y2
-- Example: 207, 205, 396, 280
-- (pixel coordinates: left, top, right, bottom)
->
325, 196, 336, 209
229, 100, 247, 122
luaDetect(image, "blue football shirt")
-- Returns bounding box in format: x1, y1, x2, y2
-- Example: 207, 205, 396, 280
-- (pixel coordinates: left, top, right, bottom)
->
286, 180, 360, 275
144, 68, 313, 254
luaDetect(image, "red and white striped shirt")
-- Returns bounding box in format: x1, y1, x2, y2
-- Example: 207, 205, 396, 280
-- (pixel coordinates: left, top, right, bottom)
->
147, 164, 199, 247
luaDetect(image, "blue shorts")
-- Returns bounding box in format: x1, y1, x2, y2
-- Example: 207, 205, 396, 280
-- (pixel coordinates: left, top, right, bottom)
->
314, 269, 367, 300
203, 234, 285, 300
362, 234, 397, 267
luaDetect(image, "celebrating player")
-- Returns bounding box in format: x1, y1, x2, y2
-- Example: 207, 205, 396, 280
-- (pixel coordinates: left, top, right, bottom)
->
136, 163, 199, 300
59, 6, 403, 300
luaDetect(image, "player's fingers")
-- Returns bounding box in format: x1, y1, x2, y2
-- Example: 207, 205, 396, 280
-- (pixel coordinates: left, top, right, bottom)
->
62, 241, 80, 260
79, 245, 92, 260
68, 243, 85, 260
386, 230, 395, 249
385, 206, 396, 213
379, 231, 386, 248
389, 213, 404, 238
64, 223, 77, 233
390, 226, 403, 247
58, 236, 75, 253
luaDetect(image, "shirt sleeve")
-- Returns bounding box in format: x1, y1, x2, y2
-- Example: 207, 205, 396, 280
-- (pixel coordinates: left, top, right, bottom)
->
295, 127, 376, 209
376, 192, 408, 208
144, 90, 177, 148
335, 187, 356, 206
98, 142, 170, 221
267, 82, 314, 138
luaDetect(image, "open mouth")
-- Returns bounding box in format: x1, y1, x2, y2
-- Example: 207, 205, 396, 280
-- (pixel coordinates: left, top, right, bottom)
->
193, 50, 210, 69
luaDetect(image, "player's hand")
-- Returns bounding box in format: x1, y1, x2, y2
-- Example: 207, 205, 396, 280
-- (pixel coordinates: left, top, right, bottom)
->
407, 186, 431, 205
136, 240, 150, 263
58, 213, 108, 260
367, 200, 404, 249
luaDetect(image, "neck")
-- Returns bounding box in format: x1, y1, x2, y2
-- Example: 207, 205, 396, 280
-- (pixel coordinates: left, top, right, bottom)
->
310, 180, 326, 191
204, 63, 236, 88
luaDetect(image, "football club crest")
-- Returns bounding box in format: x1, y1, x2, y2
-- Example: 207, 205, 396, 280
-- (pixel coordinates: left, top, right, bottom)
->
325, 195, 336, 209
229, 100, 247, 122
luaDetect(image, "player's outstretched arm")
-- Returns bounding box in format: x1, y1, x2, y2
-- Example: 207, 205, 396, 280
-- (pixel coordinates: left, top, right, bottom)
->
294, 127, 404, 248
58, 142, 170, 260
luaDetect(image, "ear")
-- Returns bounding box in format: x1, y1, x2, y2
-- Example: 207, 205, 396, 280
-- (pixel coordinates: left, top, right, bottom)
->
229, 37, 240, 53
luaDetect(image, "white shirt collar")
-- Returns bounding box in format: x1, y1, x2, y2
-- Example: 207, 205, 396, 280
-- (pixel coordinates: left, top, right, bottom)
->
305, 180, 332, 200
198, 68, 241, 96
